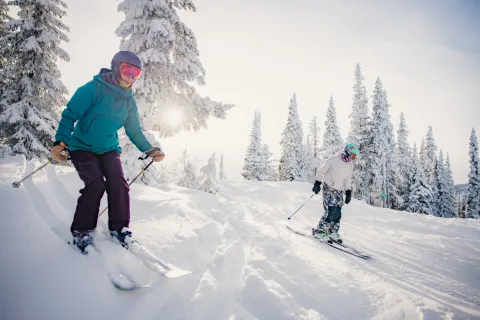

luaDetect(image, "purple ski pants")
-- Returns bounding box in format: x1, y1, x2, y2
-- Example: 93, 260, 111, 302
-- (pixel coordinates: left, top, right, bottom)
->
70, 150, 129, 233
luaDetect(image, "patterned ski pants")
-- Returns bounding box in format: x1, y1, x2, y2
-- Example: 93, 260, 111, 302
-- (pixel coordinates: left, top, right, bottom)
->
317, 183, 344, 234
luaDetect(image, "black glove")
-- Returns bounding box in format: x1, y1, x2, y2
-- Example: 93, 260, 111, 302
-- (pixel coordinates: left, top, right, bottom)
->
345, 190, 352, 204
312, 180, 321, 194
145, 146, 163, 157
139, 146, 163, 160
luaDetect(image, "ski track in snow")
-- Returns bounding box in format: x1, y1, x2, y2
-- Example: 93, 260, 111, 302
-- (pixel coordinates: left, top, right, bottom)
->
1, 155, 480, 320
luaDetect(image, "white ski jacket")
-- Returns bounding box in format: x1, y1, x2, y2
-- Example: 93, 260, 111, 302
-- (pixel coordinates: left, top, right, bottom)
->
315, 154, 354, 192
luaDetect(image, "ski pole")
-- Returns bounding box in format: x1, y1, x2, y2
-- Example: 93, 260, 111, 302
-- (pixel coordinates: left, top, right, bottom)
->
12, 148, 70, 188
287, 193, 315, 220
12, 161, 51, 188
98, 159, 155, 217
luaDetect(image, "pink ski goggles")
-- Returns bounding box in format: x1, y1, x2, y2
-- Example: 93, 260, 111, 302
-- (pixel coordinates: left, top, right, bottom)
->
119, 63, 142, 80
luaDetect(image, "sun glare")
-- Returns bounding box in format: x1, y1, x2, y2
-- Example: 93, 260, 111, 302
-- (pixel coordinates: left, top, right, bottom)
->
166, 108, 183, 127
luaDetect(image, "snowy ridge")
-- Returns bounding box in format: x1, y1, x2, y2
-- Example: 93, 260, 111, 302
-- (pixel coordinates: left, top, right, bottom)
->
1, 155, 479, 320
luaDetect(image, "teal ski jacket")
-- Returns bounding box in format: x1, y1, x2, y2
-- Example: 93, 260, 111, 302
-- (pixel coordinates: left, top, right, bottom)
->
55, 74, 151, 154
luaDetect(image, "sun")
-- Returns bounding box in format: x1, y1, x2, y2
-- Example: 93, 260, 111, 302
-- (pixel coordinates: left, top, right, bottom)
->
166, 108, 183, 127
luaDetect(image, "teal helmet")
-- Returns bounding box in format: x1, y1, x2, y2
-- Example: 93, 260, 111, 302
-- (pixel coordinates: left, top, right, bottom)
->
344, 143, 359, 158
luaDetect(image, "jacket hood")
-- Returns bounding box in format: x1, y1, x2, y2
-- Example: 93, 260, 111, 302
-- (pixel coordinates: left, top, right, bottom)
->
94, 71, 133, 96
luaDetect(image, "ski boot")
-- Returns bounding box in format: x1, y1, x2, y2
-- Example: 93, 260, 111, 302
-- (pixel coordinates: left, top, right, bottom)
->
111, 227, 133, 249
328, 232, 342, 244
72, 230, 94, 254
312, 227, 329, 241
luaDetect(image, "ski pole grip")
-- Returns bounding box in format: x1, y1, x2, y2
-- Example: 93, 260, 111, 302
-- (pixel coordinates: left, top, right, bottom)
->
139, 147, 163, 160
60, 147, 71, 160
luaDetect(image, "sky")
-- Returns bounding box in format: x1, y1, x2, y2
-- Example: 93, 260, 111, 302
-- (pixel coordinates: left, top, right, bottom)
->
55, 0, 480, 184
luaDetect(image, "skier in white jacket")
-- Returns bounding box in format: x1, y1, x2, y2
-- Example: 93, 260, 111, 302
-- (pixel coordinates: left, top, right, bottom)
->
312, 143, 359, 243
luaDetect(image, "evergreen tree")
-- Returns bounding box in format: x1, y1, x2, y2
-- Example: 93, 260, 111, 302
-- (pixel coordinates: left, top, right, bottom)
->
424, 126, 439, 215
457, 194, 467, 218
178, 161, 197, 188
177, 148, 197, 188
219, 154, 226, 180
0, 0, 11, 72
319, 96, 343, 165
466, 128, 480, 218
198, 153, 217, 194
445, 154, 457, 217
424, 126, 438, 181
407, 144, 434, 215
0, 0, 11, 145
242, 111, 265, 180
437, 151, 456, 218
279, 93, 305, 181
431, 157, 440, 216
346, 64, 371, 200
0, 0, 69, 159
367, 79, 395, 207
306, 116, 321, 182
383, 89, 398, 209
396, 113, 414, 210
262, 144, 277, 181
116, 0, 233, 185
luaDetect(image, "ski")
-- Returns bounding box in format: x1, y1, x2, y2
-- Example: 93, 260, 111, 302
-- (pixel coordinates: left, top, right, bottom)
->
327, 238, 371, 258
103, 232, 192, 279
286, 225, 372, 260
67, 240, 145, 291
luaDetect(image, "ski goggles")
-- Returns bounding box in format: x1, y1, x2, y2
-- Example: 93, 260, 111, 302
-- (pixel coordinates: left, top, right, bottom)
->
119, 63, 142, 80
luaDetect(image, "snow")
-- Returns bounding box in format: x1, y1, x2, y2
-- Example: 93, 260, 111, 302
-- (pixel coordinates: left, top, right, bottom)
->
1, 154, 480, 320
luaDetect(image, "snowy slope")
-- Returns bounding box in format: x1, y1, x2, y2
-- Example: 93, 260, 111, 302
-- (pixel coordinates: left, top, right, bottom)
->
1, 155, 479, 320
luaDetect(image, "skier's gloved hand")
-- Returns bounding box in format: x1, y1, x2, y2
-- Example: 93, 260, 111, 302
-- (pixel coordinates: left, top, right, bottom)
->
345, 190, 352, 204
51, 141, 69, 162
312, 180, 322, 194
145, 147, 165, 162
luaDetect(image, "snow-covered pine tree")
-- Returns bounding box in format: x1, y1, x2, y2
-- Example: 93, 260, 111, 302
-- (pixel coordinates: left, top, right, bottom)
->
262, 144, 277, 181
395, 113, 414, 210
436, 151, 456, 218
457, 194, 463, 218
431, 157, 440, 216
198, 153, 217, 194
306, 116, 321, 182
419, 138, 427, 173
424, 126, 439, 215
219, 154, 226, 180
178, 160, 197, 188
0, 0, 11, 147
457, 194, 467, 218
382, 88, 398, 209
242, 111, 265, 180
346, 64, 371, 199
304, 135, 312, 181
279, 93, 305, 181
424, 126, 437, 180
0, 0, 10, 71
444, 154, 457, 217
176, 148, 197, 187
407, 144, 434, 215
319, 96, 343, 165
466, 128, 480, 218
116, 0, 233, 186
0, 0, 69, 159
367, 79, 395, 207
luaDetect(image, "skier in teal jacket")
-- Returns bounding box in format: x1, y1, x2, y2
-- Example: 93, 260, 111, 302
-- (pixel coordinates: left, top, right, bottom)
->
51, 51, 164, 253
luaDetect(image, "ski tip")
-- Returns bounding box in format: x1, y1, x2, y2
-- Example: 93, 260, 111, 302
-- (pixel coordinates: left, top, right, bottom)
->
109, 273, 144, 291
163, 268, 192, 279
